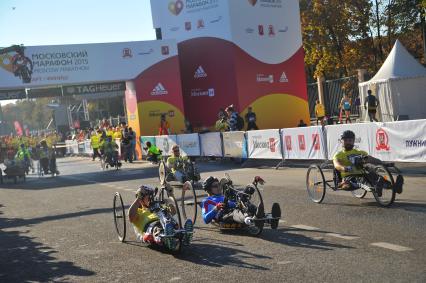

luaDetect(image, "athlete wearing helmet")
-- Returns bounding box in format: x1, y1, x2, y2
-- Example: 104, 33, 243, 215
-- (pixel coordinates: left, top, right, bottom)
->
201, 176, 263, 225
333, 130, 403, 194
128, 185, 194, 250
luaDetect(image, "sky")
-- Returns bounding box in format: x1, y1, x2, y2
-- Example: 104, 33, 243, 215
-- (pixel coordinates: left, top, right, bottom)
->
0, 0, 156, 105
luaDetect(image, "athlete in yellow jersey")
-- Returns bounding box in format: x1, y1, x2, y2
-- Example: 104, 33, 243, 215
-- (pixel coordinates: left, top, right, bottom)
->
166, 145, 188, 182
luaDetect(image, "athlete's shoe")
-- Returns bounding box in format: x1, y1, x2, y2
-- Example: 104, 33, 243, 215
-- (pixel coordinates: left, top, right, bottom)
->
183, 219, 193, 246
254, 203, 265, 228
394, 175, 404, 194
142, 233, 155, 244
163, 223, 176, 251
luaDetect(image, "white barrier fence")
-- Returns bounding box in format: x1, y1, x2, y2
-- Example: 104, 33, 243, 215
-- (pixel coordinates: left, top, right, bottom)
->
62, 119, 425, 162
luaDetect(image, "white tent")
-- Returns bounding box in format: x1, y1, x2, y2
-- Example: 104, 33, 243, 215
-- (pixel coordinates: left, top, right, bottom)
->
359, 40, 426, 122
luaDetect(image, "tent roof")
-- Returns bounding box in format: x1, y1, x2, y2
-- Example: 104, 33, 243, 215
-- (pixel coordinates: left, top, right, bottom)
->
369, 40, 426, 82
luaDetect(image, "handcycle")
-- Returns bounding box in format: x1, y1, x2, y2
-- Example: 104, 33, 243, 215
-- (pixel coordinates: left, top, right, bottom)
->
101, 151, 121, 171
113, 186, 192, 253
209, 174, 281, 236
306, 155, 403, 207
158, 157, 201, 225
0, 163, 26, 184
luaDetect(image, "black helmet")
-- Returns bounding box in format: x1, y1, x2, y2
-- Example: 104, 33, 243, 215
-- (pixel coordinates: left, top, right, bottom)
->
202, 176, 219, 192
341, 130, 355, 140
135, 185, 155, 200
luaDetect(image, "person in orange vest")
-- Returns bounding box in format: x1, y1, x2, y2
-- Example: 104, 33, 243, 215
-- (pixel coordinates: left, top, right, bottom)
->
158, 114, 171, 135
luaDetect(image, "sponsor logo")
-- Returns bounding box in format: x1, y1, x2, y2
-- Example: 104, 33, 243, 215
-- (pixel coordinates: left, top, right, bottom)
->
138, 48, 154, 56
194, 66, 207, 78
151, 83, 168, 96
376, 128, 390, 151
312, 134, 320, 150
405, 140, 426, 147
268, 25, 275, 37
246, 27, 255, 34
163, 138, 170, 152
168, 0, 184, 16
252, 137, 276, 153
161, 46, 170, 55
258, 25, 264, 36
190, 88, 215, 97
210, 16, 222, 23
279, 72, 288, 83
185, 21, 192, 31
278, 26, 288, 33
257, 74, 274, 83
285, 136, 292, 151
65, 82, 125, 95
298, 135, 306, 151
148, 110, 175, 118
251, 0, 283, 8
168, 110, 175, 117
170, 26, 180, 32
248, 0, 258, 6
122, 48, 132, 58
197, 19, 205, 29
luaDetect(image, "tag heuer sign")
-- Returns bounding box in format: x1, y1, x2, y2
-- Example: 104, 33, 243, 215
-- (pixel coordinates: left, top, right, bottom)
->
64, 82, 126, 96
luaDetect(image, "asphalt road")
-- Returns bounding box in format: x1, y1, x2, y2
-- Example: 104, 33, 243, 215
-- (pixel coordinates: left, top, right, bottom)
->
1, 157, 425, 282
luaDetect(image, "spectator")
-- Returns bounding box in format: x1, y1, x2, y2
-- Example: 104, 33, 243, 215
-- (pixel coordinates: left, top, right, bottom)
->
339, 93, 352, 124
364, 89, 379, 122
225, 105, 239, 131
314, 99, 326, 126
144, 141, 161, 164
128, 127, 137, 162
298, 119, 307, 127
159, 114, 171, 135
245, 106, 258, 131
215, 112, 229, 132
184, 119, 193, 134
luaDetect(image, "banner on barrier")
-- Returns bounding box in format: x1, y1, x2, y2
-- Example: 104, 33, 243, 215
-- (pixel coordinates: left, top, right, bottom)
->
155, 135, 177, 156
177, 134, 200, 156
200, 132, 223, 157
247, 130, 282, 159
370, 120, 426, 162
282, 126, 326, 160
140, 136, 156, 157
222, 131, 247, 158
326, 123, 374, 160
84, 140, 92, 155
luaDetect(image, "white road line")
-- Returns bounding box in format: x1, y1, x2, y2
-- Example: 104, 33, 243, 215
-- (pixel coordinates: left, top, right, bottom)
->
326, 233, 360, 240
169, 277, 181, 282
370, 242, 413, 252
291, 224, 320, 231
277, 261, 292, 265
279, 220, 286, 223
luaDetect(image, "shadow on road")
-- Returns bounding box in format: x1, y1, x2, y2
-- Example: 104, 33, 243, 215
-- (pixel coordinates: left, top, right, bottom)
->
0, 206, 95, 282
178, 242, 271, 270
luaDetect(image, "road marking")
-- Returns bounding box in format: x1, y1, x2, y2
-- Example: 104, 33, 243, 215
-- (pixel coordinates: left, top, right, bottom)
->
291, 225, 320, 231
277, 261, 292, 265
370, 242, 413, 252
169, 277, 181, 282
279, 220, 286, 223
326, 233, 359, 240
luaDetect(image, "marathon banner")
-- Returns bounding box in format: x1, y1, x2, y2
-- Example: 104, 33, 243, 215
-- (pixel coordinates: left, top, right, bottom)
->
281, 126, 326, 160
326, 123, 374, 160
222, 131, 247, 158
0, 89, 26, 100
247, 129, 282, 159
140, 136, 156, 157
370, 120, 426, 162
155, 135, 177, 156
177, 133, 201, 156
200, 132, 223, 157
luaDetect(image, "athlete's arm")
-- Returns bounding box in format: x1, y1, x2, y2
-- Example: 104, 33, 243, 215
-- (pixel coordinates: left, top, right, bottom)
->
128, 198, 141, 223
333, 158, 347, 173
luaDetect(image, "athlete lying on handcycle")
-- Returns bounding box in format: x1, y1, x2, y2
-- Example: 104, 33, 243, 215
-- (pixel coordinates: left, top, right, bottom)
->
165, 145, 200, 183
201, 175, 281, 235
102, 136, 122, 168
128, 185, 193, 252
333, 130, 403, 196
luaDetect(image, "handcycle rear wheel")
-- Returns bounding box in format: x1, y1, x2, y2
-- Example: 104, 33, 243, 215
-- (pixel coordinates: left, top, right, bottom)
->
372, 165, 395, 207
306, 165, 326, 203
159, 160, 167, 185
113, 192, 127, 242
247, 185, 264, 236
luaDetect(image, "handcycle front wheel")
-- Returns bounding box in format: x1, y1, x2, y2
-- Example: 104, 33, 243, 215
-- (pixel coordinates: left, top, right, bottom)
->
247, 185, 264, 236
306, 165, 326, 203
159, 161, 167, 185
180, 182, 198, 225
163, 195, 183, 253
113, 192, 127, 242
351, 188, 367, 199
372, 165, 396, 207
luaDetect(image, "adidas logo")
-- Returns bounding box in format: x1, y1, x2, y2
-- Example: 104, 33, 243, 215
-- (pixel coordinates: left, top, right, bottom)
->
151, 83, 168, 96
194, 66, 207, 78
279, 72, 288, 83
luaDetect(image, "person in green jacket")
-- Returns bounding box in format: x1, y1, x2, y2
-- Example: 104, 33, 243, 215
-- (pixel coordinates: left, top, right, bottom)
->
16, 143, 33, 173
143, 141, 162, 164
90, 131, 101, 161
